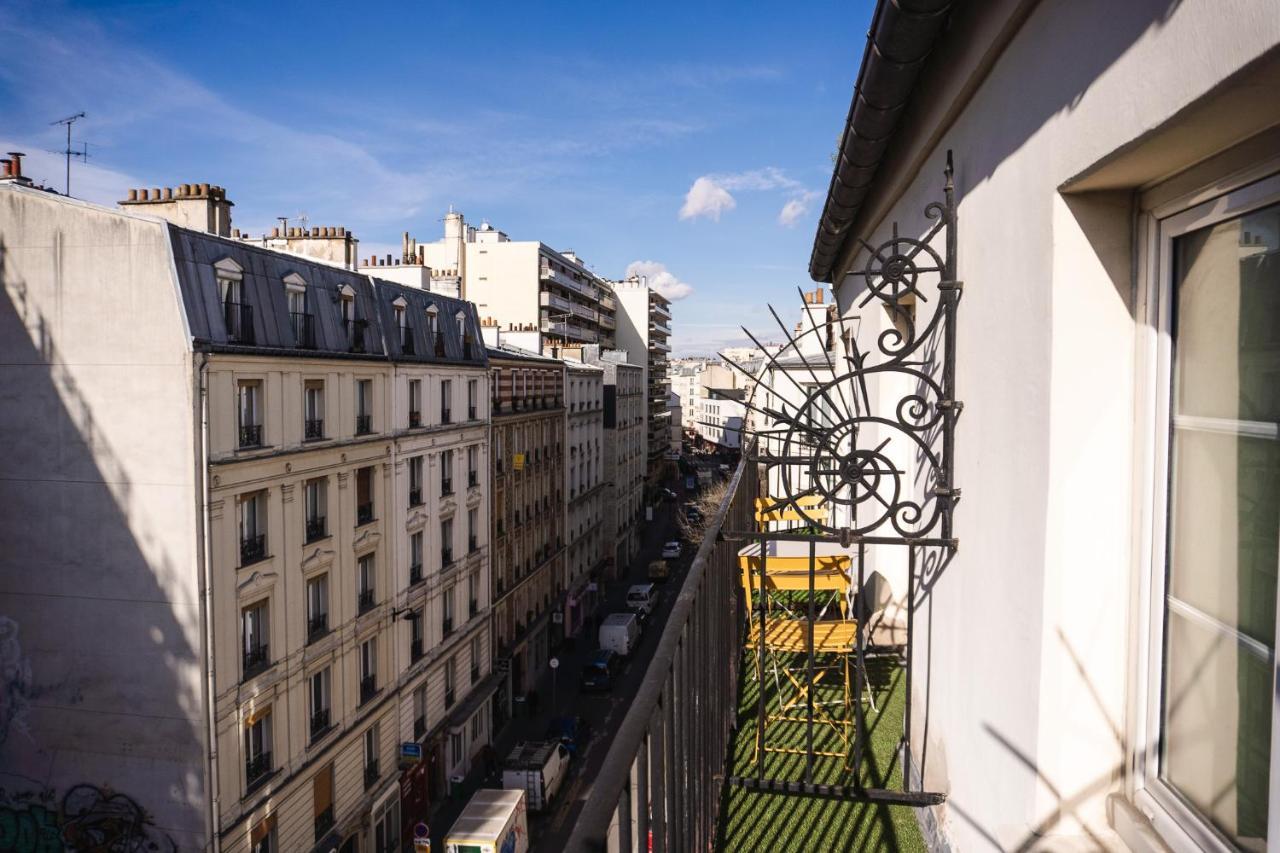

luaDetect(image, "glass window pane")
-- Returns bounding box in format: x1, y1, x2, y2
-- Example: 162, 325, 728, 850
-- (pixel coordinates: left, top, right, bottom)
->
1162, 200, 1279, 848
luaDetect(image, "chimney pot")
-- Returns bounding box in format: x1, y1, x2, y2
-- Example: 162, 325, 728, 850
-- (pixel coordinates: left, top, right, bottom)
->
163, 187, 173, 200
271, 227, 279, 238
232, 228, 241, 238
7, 152, 23, 177
126, 188, 137, 201
199, 183, 210, 196
338, 227, 346, 237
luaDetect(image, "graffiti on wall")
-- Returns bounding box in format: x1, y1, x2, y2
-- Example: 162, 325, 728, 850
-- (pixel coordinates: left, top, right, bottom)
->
0, 617, 32, 750
0, 784, 177, 853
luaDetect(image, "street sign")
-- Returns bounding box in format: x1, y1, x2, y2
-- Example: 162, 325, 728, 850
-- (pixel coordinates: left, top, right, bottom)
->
414, 822, 429, 839
549, 657, 560, 669
399, 742, 423, 769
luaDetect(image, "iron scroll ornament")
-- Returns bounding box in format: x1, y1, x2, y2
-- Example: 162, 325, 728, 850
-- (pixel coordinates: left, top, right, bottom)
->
725, 153, 961, 542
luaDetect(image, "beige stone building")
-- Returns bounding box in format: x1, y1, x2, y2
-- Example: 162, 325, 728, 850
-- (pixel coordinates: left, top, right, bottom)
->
0, 177, 494, 853
584, 349, 646, 577
564, 360, 606, 638
485, 345, 566, 724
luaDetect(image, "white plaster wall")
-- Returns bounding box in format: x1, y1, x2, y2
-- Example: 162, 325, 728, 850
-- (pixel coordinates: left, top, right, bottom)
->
0, 186, 206, 848
829, 1, 1280, 848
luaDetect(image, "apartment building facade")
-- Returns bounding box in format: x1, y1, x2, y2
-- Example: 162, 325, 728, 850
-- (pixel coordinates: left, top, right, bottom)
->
564, 361, 605, 640
585, 350, 646, 577
0, 180, 493, 853
612, 278, 673, 492
486, 346, 566, 726
385, 210, 619, 353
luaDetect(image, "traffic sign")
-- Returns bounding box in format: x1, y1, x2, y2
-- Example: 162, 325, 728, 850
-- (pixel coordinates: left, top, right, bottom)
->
414, 822, 429, 838
549, 657, 560, 669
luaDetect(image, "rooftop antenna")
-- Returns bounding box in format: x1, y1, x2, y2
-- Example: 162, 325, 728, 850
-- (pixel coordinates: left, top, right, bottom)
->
50, 111, 86, 196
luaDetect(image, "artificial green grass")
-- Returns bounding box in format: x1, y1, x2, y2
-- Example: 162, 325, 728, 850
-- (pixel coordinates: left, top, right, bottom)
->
715, 653, 926, 852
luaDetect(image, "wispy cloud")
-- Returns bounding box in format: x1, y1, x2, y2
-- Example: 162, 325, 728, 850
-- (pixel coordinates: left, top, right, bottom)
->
625, 260, 694, 301
677, 167, 817, 225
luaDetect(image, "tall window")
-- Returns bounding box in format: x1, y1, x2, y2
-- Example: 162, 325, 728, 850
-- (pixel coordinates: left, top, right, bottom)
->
408, 379, 422, 428
467, 508, 478, 554
304, 478, 327, 542
360, 637, 377, 704
441, 380, 452, 424
409, 531, 423, 584
1156, 191, 1279, 848
410, 609, 424, 662
313, 765, 335, 842
408, 456, 424, 507
356, 379, 373, 435
413, 685, 427, 738
440, 449, 454, 496
242, 600, 270, 678
356, 467, 374, 526
244, 708, 273, 789
441, 518, 454, 568
358, 553, 375, 613
309, 667, 330, 741
442, 585, 455, 635
238, 380, 263, 448
467, 445, 478, 487
426, 306, 440, 354
218, 259, 251, 344
444, 656, 456, 707
470, 634, 482, 682
467, 379, 478, 420
467, 566, 479, 614
239, 491, 266, 566
363, 723, 379, 788
304, 380, 324, 440
306, 574, 328, 642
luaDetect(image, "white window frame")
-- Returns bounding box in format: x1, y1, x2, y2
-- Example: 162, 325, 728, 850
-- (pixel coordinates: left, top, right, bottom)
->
1132, 168, 1280, 853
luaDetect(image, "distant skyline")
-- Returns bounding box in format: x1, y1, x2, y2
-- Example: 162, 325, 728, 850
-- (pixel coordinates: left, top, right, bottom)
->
0, 0, 872, 356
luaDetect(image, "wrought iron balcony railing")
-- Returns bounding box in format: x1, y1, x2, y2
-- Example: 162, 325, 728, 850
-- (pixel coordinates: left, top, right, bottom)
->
441, 478, 453, 496
245, 751, 272, 789
314, 806, 334, 841
359, 675, 377, 705
345, 318, 368, 353
240, 533, 266, 566
413, 716, 426, 739
224, 301, 254, 344
292, 311, 316, 348
307, 614, 328, 643
310, 708, 330, 740
468, 471, 478, 488
356, 503, 374, 526
239, 424, 263, 448
357, 589, 375, 614
409, 563, 423, 585
441, 406, 452, 425
243, 643, 270, 679
355, 414, 372, 435
468, 404, 477, 421
304, 418, 324, 440
441, 548, 454, 569
410, 639, 424, 663
409, 488, 423, 507
305, 516, 327, 543
408, 410, 421, 428
441, 617, 453, 637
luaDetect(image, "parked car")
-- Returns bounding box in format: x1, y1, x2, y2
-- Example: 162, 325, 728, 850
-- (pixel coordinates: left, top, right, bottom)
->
544, 715, 592, 756
661, 541, 682, 559
626, 583, 657, 621
661, 487, 678, 501
648, 559, 670, 582
684, 505, 703, 522
598, 612, 642, 657
502, 741, 572, 812
579, 649, 620, 692
446, 789, 528, 853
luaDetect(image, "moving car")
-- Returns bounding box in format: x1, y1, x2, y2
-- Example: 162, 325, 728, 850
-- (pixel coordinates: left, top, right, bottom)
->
626, 583, 657, 621
544, 715, 592, 756
661, 541, 682, 559
579, 649, 620, 692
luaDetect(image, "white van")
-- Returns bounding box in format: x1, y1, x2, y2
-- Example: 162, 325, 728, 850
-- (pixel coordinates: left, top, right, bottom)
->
445, 788, 529, 853
502, 740, 571, 813
625, 584, 656, 621
598, 612, 642, 657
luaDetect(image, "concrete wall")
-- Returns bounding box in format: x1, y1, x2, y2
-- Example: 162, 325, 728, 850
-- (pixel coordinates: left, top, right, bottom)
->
464, 242, 541, 331
827, 1, 1280, 848
0, 186, 207, 849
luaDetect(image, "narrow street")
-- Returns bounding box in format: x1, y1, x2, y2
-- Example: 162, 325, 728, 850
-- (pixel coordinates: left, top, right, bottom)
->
429, 477, 696, 852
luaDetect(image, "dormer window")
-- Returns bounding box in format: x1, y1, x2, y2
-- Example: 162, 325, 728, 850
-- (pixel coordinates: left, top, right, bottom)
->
393, 297, 413, 354
215, 258, 253, 344
427, 305, 443, 356
339, 285, 363, 353
284, 273, 313, 348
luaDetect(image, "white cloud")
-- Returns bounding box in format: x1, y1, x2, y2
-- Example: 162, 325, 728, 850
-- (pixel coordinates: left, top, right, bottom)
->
678, 176, 736, 221
625, 260, 694, 301
678, 167, 816, 226
778, 190, 819, 227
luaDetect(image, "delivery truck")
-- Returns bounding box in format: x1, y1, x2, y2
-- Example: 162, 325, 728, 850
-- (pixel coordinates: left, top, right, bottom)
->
598, 612, 642, 657
502, 740, 571, 812
444, 788, 529, 853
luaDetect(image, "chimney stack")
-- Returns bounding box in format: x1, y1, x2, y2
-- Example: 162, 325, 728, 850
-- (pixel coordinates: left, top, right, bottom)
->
119, 182, 234, 237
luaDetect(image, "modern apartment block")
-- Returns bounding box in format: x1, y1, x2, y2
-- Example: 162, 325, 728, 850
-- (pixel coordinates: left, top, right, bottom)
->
583, 349, 645, 577
485, 345, 566, 726
0, 178, 494, 853
380, 210, 619, 354
612, 277, 673, 492
564, 361, 606, 638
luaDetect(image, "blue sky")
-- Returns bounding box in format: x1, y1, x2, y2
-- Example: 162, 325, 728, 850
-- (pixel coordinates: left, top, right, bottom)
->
0, 0, 872, 355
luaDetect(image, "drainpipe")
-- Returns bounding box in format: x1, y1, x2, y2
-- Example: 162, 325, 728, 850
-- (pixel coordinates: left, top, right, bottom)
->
196, 352, 223, 853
